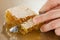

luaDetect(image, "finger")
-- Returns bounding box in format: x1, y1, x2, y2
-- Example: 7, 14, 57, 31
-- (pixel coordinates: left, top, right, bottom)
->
40, 19, 60, 32
39, 0, 60, 14
55, 28, 60, 36
33, 9, 60, 24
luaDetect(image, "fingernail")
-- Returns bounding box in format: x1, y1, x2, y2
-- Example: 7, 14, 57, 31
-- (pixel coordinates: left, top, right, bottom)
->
40, 25, 52, 32
40, 28, 44, 32
55, 28, 60, 36
33, 17, 39, 24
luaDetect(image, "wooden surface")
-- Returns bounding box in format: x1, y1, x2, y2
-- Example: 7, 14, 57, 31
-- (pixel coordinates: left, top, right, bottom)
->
1, 29, 60, 40
0, 23, 60, 40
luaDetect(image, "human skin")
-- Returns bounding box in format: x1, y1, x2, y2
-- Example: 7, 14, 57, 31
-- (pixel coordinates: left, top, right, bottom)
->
33, 0, 60, 36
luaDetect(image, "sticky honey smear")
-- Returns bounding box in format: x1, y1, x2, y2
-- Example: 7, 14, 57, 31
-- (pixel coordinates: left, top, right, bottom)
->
2, 23, 41, 40
2, 20, 41, 36
2, 23, 20, 40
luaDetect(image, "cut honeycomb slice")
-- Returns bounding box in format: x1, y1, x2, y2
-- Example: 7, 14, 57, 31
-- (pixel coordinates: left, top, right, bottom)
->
5, 5, 36, 25
20, 18, 40, 35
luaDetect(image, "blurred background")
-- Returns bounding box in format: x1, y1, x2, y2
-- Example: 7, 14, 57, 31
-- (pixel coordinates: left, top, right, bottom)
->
0, 0, 60, 40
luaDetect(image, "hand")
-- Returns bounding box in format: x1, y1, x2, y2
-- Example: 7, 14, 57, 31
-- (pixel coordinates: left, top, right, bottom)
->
33, 0, 60, 36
